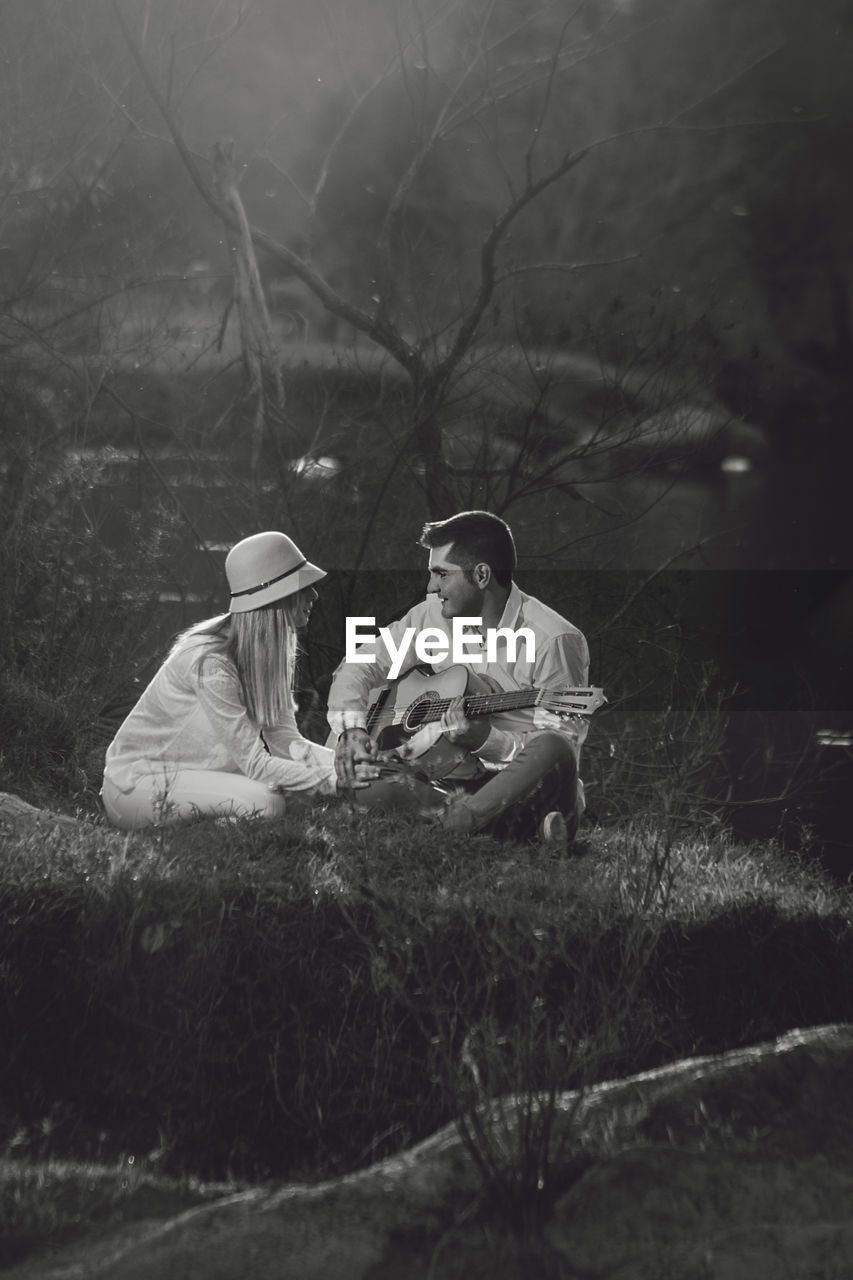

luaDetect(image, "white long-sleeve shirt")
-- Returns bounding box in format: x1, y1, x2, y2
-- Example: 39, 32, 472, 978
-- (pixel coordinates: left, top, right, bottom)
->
104, 632, 336, 795
327, 583, 590, 767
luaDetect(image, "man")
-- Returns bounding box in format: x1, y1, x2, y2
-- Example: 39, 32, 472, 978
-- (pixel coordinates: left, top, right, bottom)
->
327, 510, 590, 848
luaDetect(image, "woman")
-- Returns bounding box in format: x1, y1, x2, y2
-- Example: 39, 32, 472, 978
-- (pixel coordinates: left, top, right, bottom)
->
101, 531, 337, 829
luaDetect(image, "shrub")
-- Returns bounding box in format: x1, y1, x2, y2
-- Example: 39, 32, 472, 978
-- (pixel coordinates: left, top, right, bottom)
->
0, 390, 179, 805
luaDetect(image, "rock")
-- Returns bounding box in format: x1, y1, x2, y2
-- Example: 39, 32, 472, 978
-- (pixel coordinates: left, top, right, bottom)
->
0, 791, 91, 836
546, 1022, 853, 1279
7, 1024, 853, 1279
547, 1149, 853, 1279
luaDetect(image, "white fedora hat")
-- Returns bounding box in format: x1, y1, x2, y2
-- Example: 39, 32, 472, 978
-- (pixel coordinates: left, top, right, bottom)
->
225, 531, 326, 613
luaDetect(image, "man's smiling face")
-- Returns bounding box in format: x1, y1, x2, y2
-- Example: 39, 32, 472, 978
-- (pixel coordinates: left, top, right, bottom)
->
427, 543, 483, 620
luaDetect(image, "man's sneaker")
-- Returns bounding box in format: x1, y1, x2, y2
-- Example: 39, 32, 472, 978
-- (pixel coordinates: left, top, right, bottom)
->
541, 810, 569, 853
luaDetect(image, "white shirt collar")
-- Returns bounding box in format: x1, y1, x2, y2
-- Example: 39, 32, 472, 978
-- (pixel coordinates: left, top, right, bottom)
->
496, 582, 523, 631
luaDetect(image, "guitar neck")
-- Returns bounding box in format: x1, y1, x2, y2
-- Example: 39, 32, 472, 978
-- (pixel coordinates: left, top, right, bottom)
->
419, 688, 538, 726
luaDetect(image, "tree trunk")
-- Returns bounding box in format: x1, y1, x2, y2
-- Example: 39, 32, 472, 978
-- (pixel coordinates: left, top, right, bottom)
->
211, 140, 285, 476
414, 398, 459, 518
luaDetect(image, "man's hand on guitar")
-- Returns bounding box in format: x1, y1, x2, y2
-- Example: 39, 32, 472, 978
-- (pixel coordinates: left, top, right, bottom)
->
439, 696, 490, 752
335, 727, 380, 789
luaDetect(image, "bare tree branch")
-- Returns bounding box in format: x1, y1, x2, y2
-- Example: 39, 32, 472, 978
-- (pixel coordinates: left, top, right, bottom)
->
523, 13, 576, 189
494, 252, 641, 285
431, 145, 589, 389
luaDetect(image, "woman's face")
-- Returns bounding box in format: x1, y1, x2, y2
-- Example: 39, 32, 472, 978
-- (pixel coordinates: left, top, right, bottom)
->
291, 585, 319, 629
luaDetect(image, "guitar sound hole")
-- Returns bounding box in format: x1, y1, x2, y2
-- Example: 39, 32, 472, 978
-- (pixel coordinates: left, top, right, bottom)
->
402, 693, 439, 732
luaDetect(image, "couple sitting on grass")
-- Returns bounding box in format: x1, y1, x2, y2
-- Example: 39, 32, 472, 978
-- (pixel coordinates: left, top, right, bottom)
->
101, 510, 592, 852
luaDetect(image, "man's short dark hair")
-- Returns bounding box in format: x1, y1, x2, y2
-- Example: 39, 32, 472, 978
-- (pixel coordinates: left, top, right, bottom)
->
419, 510, 517, 589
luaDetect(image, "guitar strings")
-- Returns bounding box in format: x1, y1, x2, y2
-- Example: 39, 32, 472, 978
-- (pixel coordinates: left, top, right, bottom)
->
366, 689, 594, 730
367, 691, 534, 729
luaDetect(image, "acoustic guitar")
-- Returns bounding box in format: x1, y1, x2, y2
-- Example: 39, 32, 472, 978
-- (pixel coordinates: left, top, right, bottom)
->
354, 664, 606, 781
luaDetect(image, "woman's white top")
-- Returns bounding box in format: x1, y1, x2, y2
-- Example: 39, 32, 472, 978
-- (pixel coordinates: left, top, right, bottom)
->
103, 632, 336, 795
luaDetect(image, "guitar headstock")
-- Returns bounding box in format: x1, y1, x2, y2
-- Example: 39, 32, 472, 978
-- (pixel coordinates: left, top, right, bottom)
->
536, 686, 607, 718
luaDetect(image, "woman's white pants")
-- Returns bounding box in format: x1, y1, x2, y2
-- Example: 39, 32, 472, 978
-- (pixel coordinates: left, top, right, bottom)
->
101, 770, 288, 830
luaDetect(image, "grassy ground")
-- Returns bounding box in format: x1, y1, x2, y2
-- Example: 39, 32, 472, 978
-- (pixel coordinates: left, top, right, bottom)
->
0, 1153, 237, 1271
0, 797, 850, 1266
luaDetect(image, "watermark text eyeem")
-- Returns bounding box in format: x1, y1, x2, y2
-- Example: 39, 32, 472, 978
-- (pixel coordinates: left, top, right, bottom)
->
345, 616, 536, 680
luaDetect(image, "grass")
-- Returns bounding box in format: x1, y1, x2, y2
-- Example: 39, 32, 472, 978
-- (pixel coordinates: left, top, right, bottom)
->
0, 796, 850, 1263
590, 822, 848, 920
0, 1151, 236, 1271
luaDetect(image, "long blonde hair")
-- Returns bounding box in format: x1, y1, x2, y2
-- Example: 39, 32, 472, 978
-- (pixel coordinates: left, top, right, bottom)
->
178, 596, 301, 727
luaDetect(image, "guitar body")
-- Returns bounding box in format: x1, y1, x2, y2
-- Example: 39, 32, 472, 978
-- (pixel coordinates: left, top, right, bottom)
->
366, 665, 487, 744
367, 666, 497, 781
